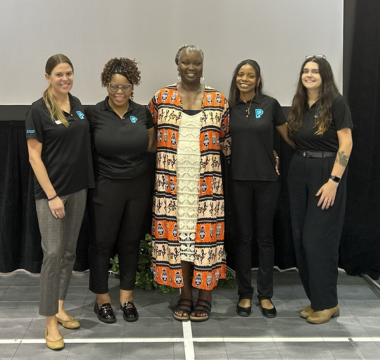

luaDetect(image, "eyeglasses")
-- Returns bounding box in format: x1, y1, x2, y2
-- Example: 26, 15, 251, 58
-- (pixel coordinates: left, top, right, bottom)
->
108, 83, 132, 93
305, 55, 326, 60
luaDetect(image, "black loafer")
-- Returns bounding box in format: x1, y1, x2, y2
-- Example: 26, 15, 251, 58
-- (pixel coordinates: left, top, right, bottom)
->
120, 301, 139, 322
236, 303, 251, 317
257, 298, 277, 318
94, 303, 116, 323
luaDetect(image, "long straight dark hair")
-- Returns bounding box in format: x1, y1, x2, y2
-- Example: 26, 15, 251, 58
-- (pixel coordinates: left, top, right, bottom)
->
228, 59, 263, 107
287, 57, 339, 136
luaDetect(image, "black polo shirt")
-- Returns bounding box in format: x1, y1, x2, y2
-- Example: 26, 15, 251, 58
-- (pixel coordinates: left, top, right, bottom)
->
230, 94, 286, 181
85, 97, 154, 179
293, 94, 353, 151
25, 93, 94, 199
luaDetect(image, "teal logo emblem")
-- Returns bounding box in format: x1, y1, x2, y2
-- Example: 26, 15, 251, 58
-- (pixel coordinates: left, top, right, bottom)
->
130, 115, 138, 123
255, 109, 264, 118
76, 111, 85, 119
26, 129, 35, 134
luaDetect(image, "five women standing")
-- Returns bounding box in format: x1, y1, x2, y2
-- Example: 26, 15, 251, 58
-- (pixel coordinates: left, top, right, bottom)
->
27, 51, 352, 342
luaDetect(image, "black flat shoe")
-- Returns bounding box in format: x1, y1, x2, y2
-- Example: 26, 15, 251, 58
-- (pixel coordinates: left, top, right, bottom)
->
94, 302, 116, 323
257, 297, 277, 318
120, 301, 139, 322
236, 303, 251, 317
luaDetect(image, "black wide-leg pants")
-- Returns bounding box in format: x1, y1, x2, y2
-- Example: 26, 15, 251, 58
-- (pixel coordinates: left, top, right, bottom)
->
287, 154, 347, 310
88, 171, 151, 294
230, 179, 280, 300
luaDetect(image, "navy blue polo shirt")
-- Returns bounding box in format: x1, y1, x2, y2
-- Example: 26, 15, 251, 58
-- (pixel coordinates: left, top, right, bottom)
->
25, 93, 94, 199
85, 97, 154, 179
230, 94, 286, 181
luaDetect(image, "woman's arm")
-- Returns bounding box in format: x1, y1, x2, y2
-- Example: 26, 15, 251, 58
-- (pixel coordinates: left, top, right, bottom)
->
276, 123, 295, 149
27, 138, 65, 219
147, 127, 157, 153
316, 127, 353, 210
273, 123, 295, 175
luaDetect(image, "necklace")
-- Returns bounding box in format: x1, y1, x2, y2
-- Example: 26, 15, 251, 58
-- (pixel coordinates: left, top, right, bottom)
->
245, 98, 253, 117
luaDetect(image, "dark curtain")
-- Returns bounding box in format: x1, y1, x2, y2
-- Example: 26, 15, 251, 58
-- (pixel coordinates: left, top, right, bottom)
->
0, 118, 154, 273
339, 0, 380, 279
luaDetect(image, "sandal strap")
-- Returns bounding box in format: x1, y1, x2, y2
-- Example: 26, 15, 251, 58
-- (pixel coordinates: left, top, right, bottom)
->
193, 299, 212, 314
175, 298, 193, 312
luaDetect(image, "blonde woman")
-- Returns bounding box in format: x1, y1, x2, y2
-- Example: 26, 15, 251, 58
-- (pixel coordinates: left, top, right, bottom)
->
26, 54, 94, 350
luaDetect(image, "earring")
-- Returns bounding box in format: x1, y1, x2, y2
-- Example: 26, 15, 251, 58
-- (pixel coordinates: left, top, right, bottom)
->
178, 73, 181, 81
201, 76, 204, 82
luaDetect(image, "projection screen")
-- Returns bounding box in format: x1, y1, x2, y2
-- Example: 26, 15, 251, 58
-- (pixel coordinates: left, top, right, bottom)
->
0, 0, 343, 106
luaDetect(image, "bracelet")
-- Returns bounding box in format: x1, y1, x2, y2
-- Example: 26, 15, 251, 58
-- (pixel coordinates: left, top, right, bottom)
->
48, 194, 58, 201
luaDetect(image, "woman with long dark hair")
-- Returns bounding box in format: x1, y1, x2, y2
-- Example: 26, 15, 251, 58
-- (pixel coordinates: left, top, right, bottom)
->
26, 54, 94, 350
287, 55, 353, 324
228, 59, 294, 318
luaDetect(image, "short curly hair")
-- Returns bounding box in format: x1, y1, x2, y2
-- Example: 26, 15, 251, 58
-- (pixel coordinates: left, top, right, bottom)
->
100, 58, 141, 99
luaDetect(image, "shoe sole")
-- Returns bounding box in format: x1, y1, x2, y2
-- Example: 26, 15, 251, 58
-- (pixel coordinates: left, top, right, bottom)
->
123, 313, 139, 322
236, 306, 251, 317
173, 314, 190, 321
189, 315, 209, 322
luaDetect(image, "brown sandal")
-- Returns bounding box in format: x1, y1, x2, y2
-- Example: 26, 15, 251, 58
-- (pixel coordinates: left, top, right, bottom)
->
173, 298, 193, 321
189, 299, 212, 322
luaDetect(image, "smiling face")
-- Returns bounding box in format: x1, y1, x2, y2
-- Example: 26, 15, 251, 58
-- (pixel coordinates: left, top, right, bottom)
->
301, 61, 322, 92
177, 49, 203, 85
236, 64, 260, 100
107, 73, 132, 109
45, 62, 73, 97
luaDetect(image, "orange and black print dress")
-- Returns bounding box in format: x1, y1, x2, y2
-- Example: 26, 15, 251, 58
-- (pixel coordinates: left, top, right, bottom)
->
148, 84, 231, 290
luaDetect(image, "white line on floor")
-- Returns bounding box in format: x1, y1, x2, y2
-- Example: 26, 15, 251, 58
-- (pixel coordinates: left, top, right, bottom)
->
182, 321, 195, 360
1, 337, 380, 345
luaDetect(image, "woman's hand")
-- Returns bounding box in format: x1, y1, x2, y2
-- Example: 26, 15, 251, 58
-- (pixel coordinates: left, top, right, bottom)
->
273, 150, 280, 175
316, 180, 338, 210
48, 196, 65, 219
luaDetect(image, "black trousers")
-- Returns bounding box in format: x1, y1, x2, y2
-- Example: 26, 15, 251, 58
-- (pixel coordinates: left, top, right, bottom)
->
287, 154, 347, 310
88, 171, 151, 293
230, 179, 280, 300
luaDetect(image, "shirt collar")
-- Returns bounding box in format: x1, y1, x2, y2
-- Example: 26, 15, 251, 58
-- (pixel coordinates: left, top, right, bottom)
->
236, 94, 262, 106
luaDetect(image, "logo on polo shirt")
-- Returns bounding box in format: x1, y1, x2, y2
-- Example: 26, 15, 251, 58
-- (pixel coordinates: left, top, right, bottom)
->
76, 111, 85, 119
130, 115, 138, 123
314, 110, 321, 118
255, 109, 264, 118
26, 129, 35, 134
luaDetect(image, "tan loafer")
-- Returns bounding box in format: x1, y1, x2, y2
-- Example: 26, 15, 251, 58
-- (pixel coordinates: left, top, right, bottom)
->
56, 315, 80, 329
300, 304, 314, 319
307, 305, 340, 324
45, 328, 64, 350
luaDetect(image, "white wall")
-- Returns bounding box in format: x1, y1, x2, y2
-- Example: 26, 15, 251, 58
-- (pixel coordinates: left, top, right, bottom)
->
0, 0, 343, 106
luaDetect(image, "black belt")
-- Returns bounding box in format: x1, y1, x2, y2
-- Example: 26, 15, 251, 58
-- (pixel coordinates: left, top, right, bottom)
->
297, 150, 336, 158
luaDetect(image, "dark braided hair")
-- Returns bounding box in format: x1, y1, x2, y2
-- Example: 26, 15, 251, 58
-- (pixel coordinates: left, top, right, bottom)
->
175, 45, 204, 65
101, 58, 141, 99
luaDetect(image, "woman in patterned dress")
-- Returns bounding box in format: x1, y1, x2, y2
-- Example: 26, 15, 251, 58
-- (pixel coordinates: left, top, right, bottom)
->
148, 45, 231, 322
